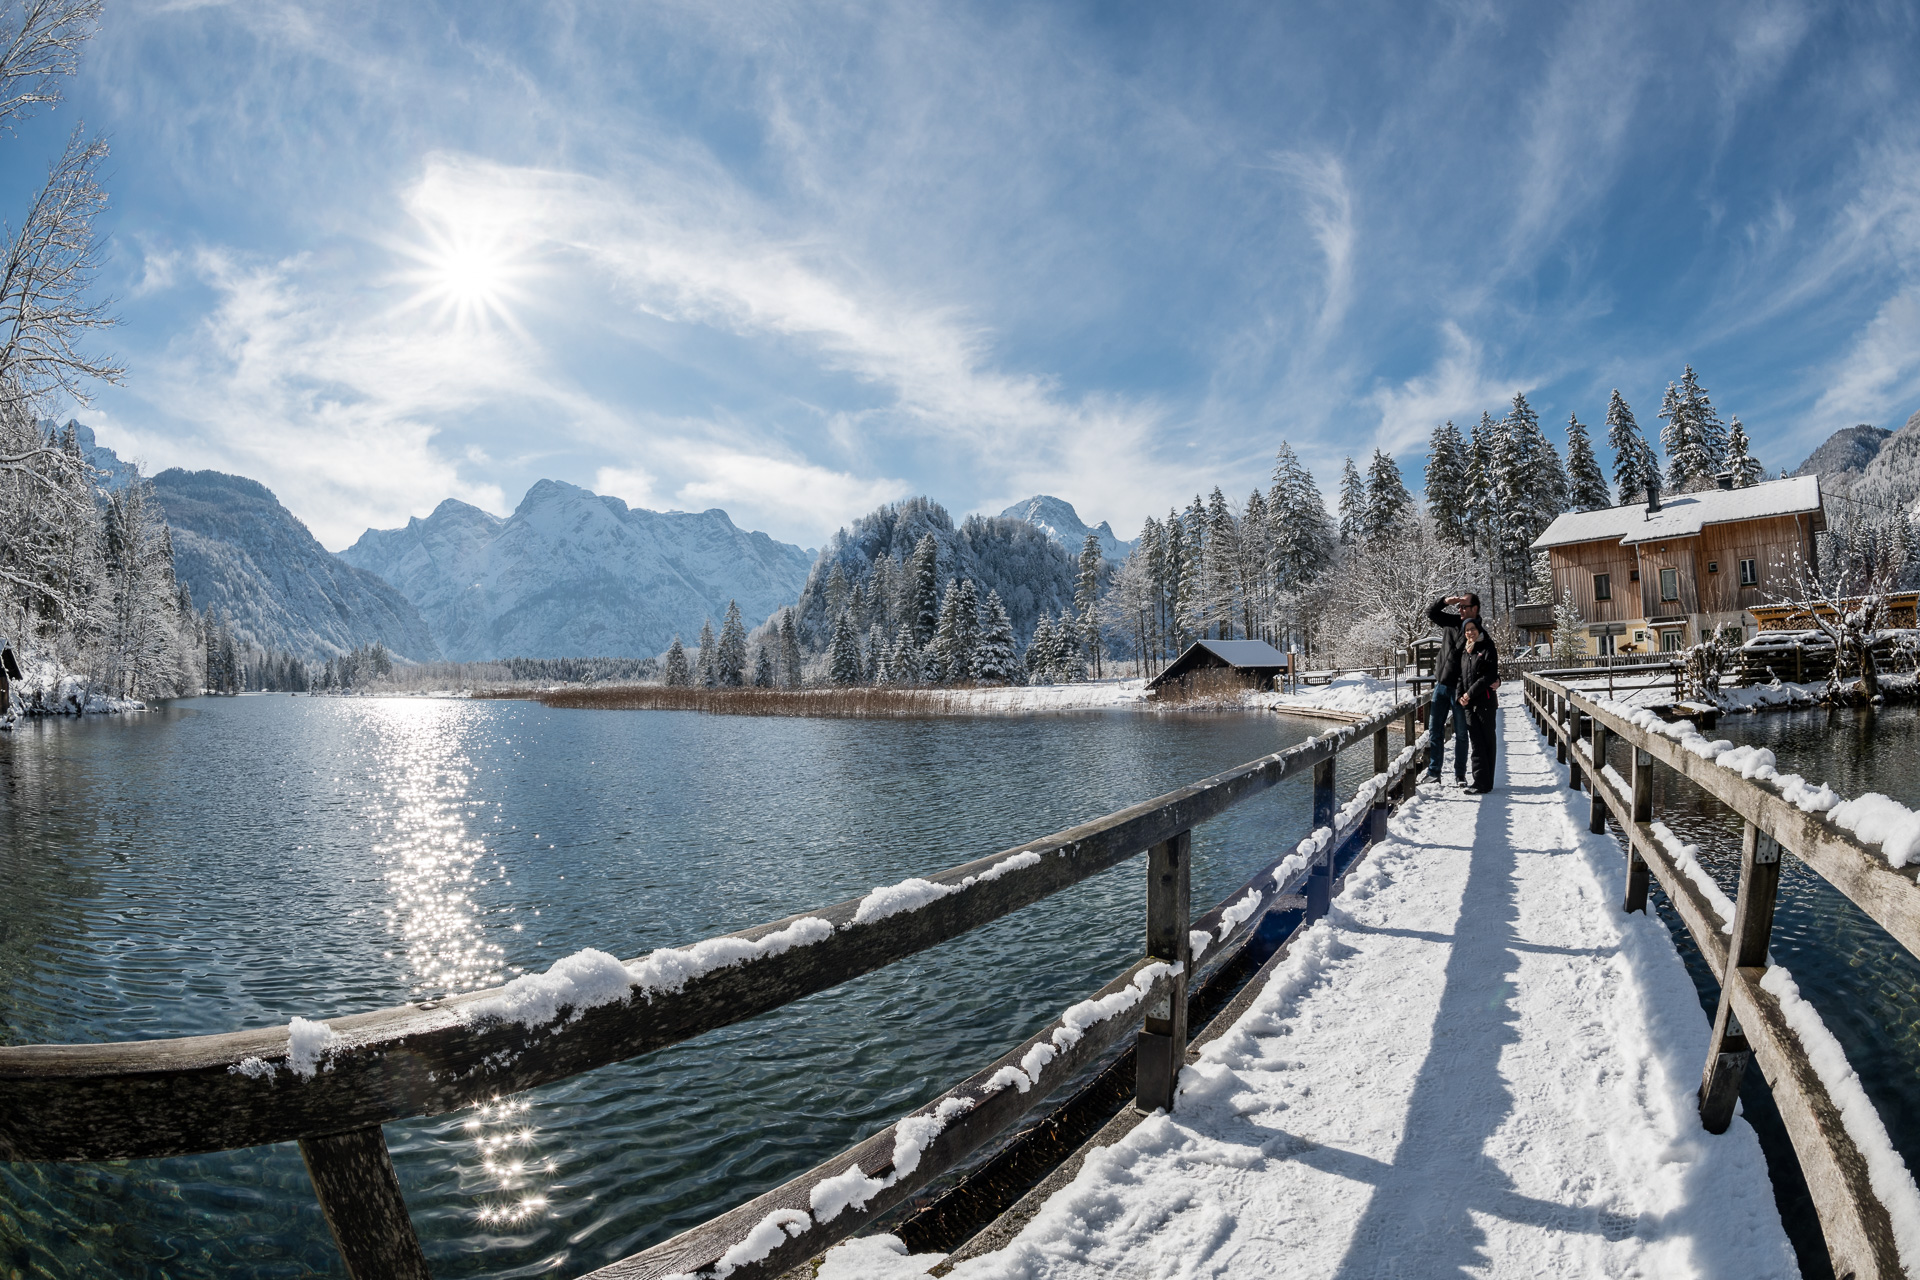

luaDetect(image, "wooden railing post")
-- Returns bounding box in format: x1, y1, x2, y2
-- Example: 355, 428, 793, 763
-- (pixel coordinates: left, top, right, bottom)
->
1135, 830, 1191, 1114
1370, 727, 1389, 844
1555, 694, 1568, 763
1305, 757, 1336, 921
1624, 744, 1653, 913
1568, 710, 1586, 792
1700, 821, 1782, 1133
1588, 719, 1610, 833
298, 1127, 432, 1280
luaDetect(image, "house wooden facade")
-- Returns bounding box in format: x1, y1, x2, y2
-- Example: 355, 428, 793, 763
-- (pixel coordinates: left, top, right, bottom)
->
1528, 475, 1825, 655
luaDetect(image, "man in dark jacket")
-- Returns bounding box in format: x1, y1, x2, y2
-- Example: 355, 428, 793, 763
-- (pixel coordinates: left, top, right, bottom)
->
1423, 592, 1481, 785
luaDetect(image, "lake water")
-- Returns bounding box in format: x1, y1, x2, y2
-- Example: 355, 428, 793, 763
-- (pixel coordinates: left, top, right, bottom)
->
0, 694, 1385, 1279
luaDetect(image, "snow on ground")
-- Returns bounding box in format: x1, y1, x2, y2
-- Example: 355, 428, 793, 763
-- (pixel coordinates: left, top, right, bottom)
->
1248, 672, 1406, 721
942, 679, 1150, 712
819, 690, 1802, 1279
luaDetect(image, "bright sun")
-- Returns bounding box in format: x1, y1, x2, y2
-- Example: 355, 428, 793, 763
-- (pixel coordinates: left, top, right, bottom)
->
398, 224, 527, 328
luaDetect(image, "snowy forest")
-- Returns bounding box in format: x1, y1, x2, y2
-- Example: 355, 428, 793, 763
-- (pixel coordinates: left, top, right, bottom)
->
721, 367, 1910, 688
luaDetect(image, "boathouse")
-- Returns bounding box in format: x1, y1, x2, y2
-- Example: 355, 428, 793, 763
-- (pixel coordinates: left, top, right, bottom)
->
1524, 473, 1825, 655
1146, 638, 1290, 694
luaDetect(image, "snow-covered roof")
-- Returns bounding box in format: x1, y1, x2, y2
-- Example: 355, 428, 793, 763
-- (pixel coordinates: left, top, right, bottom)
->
1531, 475, 1822, 550
1192, 639, 1290, 668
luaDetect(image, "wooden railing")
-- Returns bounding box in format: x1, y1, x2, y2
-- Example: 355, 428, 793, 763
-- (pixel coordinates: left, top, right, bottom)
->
1, 699, 1429, 1280
1523, 671, 1919, 1280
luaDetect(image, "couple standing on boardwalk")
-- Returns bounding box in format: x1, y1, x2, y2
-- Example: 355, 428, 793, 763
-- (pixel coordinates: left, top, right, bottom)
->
1423, 593, 1500, 794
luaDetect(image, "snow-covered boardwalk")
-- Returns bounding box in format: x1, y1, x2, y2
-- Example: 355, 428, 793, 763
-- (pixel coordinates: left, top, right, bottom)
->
826, 691, 1798, 1279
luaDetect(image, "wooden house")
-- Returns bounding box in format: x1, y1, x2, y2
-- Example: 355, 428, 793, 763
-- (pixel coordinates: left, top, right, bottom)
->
1527, 475, 1825, 656
1147, 640, 1291, 694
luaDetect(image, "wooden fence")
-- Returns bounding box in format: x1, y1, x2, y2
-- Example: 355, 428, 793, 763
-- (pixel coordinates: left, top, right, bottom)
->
0, 700, 1429, 1279
1524, 671, 1919, 1280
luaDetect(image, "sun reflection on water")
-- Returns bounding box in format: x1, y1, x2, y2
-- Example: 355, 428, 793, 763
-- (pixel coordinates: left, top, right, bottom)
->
352, 703, 562, 1230
362, 701, 510, 999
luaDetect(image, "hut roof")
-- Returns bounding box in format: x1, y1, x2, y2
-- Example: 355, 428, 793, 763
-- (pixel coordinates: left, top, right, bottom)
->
1147, 639, 1289, 690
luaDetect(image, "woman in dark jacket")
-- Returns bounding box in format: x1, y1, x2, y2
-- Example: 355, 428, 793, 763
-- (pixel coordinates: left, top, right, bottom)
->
1455, 618, 1500, 793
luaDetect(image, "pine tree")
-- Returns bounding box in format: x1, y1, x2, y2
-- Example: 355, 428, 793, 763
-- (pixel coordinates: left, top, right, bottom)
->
1238, 488, 1270, 641
779, 609, 803, 687
695, 617, 718, 687
1268, 442, 1333, 591
716, 600, 748, 686
1055, 610, 1089, 681
665, 636, 691, 686
976, 589, 1018, 683
752, 644, 774, 687
827, 610, 862, 684
1467, 413, 1500, 558
866, 622, 887, 683
907, 533, 940, 646
1075, 532, 1104, 664
1164, 508, 1190, 648
1661, 366, 1723, 492
824, 562, 851, 624
1725, 416, 1764, 488
1337, 458, 1366, 545
888, 623, 917, 686
1565, 414, 1611, 510
1362, 449, 1412, 543
1606, 390, 1654, 504
1177, 496, 1208, 641
1203, 489, 1238, 639
1026, 615, 1058, 683
931, 579, 980, 683
1424, 420, 1471, 545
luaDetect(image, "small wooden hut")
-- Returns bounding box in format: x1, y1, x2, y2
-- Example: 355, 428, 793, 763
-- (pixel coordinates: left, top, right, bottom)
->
1147, 640, 1291, 696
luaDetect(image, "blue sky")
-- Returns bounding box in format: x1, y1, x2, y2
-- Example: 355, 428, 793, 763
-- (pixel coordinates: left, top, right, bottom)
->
8, 0, 1918, 550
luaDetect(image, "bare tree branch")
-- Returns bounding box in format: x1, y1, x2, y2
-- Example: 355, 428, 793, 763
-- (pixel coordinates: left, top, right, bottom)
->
0, 0, 101, 132
0, 123, 120, 414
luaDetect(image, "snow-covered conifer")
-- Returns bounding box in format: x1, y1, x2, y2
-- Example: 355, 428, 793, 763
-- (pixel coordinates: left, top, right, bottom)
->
1606, 390, 1654, 504
751, 644, 774, 687
716, 600, 748, 686
888, 623, 917, 686
1424, 421, 1471, 545
1337, 458, 1365, 545
1725, 416, 1763, 488
1026, 614, 1058, 683
907, 533, 940, 646
778, 609, 803, 687
1362, 449, 1412, 543
664, 636, 691, 686
865, 622, 887, 683
827, 610, 862, 685
1661, 367, 1723, 492
1552, 588, 1586, 662
1075, 532, 1104, 664
1565, 414, 1611, 511
1268, 442, 1333, 592
976, 588, 1018, 683
695, 617, 717, 687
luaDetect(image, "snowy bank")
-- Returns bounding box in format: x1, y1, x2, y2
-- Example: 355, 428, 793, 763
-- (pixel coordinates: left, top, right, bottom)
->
4, 657, 147, 721
1247, 671, 1408, 721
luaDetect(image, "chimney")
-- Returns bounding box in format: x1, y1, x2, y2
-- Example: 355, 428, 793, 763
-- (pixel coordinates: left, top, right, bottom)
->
1645, 472, 1662, 515
1716, 472, 1734, 490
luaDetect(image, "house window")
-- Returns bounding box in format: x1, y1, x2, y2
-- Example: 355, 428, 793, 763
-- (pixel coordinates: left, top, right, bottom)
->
1598, 634, 1616, 655
1740, 558, 1757, 586
1659, 567, 1679, 601
1593, 573, 1611, 601
1661, 630, 1683, 652
1707, 560, 1719, 574
1633, 630, 1647, 645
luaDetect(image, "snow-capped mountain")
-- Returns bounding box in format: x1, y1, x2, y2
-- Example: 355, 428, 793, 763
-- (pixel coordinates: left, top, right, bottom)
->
70, 423, 140, 492
998, 495, 1132, 562
339, 479, 815, 660
149, 469, 442, 662
1795, 410, 1920, 515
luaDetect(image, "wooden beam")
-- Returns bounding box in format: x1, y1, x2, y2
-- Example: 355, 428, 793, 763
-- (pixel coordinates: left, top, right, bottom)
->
0, 699, 1418, 1163
297, 1126, 431, 1280
1564, 682, 1920, 963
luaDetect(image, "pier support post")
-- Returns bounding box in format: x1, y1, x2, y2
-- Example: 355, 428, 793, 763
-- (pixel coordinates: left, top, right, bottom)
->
1136, 829, 1191, 1114
1370, 727, 1389, 843
1700, 822, 1781, 1133
1624, 746, 1653, 913
1588, 720, 1610, 833
299, 1127, 432, 1280
1555, 695, 1568, 764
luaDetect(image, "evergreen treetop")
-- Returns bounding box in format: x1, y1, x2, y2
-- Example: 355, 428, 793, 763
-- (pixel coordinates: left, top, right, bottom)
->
1565, 414, 1611, 511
